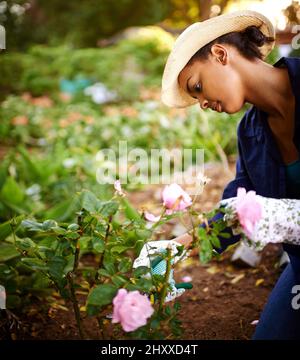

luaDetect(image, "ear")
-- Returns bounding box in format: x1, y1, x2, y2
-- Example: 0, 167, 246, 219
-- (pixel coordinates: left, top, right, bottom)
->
210, 44, 228, 65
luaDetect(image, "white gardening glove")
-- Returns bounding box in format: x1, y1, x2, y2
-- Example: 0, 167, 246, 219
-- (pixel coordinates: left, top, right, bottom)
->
132, 240, 191, 303
220, 195, 300, 251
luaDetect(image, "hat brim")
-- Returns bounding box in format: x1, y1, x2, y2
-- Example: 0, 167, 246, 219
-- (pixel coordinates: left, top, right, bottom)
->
161, 10, 275, 108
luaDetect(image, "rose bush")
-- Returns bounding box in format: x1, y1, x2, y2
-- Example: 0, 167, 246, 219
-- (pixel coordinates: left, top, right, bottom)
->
0, 178, 232, 340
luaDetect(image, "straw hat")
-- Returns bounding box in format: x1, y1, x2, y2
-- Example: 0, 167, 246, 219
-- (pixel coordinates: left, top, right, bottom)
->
161, 10, 275, 108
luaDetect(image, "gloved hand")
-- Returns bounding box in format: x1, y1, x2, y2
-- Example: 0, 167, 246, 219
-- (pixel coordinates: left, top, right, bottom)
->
132, 240, 193, 303
219, 194, 300, 251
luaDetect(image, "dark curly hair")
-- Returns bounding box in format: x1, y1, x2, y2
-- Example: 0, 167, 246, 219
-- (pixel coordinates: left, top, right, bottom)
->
187, 25, 275, 64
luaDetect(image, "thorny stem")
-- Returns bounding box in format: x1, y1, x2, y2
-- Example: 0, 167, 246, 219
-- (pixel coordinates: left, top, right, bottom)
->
187, 210, 199, 250
74, 210, 84, 273
67, 272, 85, 339
97, 317, 106, 340
66, 209, 85, 339
95, 215, 112, 282
158, 247, 172, 312
96, 312, 110, 340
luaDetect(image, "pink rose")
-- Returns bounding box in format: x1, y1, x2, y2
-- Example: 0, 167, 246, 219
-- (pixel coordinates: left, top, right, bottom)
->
112, 289, 154, 332
235, 187, 262, 237
162, 183, 192, 214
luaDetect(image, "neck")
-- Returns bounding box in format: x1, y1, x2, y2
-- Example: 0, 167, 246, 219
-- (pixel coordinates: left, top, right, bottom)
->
241, 58, 293, 118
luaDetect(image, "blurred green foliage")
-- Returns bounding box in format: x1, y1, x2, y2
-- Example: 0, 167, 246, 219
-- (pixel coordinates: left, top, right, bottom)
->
0, 92, 244, 224
1, 0, 246, 50
0, 26, 174, 99
1, 0, 172, 49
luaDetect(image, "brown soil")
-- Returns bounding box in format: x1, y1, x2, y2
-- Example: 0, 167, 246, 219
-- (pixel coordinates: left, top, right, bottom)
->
1, 161, 283, 340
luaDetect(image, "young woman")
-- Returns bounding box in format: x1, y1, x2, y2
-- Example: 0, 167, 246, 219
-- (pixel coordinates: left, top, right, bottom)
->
160, 10, 300, 339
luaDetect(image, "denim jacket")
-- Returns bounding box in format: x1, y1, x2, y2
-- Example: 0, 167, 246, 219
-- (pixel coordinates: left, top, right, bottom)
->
205, 56, 300, 257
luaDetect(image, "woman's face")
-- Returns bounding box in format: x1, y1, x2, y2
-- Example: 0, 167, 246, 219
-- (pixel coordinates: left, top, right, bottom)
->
178, 44, 246, 114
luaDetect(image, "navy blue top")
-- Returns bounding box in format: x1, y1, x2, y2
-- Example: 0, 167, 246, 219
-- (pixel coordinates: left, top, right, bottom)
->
207, 56, 300, 257
285, 159, 300, 198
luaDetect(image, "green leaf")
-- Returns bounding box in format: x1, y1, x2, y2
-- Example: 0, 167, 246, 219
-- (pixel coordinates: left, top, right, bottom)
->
21, 219, 44, 231
86, 304, 101, 316
98, 268, 111, 277
133, 266, 149, 278
121, 198, 141, 221
42, 220, 59, 231
103, 261, 116, 276
67, 223, 79, 231
21, 258, 48, 271
0, 216, 24, 241
15, 237, 36, 251
87, 284, 118, 307
0, 243, 20, 262
135, 229, 152, 240
111, 245, 129, 254
219, 232, 231, 239
92, 237, 105, 253
80, 190, 101, 213
134, 277, 153, 292
174, 302, 181, 311
118, 257, 132, 273
48, 256, 67, 279
79, 236, 92, 251
21, 219, 66, 234
44, 198, 80, 222
111, 274, 128, 287
199, 238, 213, 264
0, 220, 13, 241
134, 239, 145, 256
210, 235, 221, 249
150, 318, 160, 329
99, 201, 119, 217
65, 231, 79, 239
0, 264, 13, 278
165, 305, 171, 316
0, 177, 24, 205
63, 254, 75, 275
198, 226, 207, 239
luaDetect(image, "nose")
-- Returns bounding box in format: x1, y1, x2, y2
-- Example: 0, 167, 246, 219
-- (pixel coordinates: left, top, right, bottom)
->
199, 98, 209, 110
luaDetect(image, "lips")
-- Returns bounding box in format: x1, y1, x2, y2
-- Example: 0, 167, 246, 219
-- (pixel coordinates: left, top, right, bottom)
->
211, 102, 222, 112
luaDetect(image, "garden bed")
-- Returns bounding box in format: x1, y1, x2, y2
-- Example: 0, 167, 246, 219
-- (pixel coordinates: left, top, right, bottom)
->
0, 162, 282, 340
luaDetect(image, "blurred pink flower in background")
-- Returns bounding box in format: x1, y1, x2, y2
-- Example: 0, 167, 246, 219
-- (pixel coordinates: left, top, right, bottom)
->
144, 211, 161, 223
11, 115, 29, 126
181, 276, 192, 282
114, 180, 126, 197
235, 187, 262, 237
112, 289, 154, 332
162, 183, 192, 214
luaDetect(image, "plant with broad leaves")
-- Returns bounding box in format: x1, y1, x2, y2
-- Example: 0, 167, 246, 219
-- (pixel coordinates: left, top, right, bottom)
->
1, 181, 229, 340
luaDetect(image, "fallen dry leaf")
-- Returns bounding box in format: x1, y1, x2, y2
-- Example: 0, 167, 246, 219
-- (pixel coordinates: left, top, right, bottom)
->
255, 278, 264, 286
231, 273, 245, 284
206, 265, 220, 275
